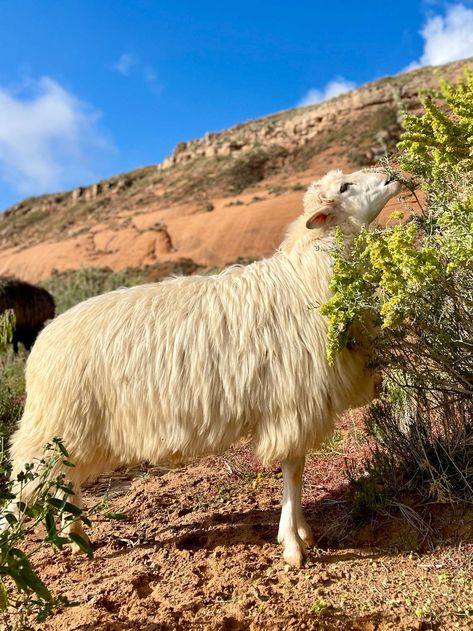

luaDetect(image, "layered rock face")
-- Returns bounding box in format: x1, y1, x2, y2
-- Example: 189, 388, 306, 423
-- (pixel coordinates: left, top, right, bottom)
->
158, 59, 467, 168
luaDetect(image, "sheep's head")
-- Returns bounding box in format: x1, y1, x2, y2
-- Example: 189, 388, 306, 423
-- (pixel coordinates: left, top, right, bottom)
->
304, 169, 402, 232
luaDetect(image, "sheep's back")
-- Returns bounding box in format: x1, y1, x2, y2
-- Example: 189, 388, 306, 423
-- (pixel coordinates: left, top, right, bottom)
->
22, 261, 374, 466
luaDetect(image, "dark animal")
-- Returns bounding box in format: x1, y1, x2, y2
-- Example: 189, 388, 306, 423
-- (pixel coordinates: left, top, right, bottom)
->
0, 278, 55, 352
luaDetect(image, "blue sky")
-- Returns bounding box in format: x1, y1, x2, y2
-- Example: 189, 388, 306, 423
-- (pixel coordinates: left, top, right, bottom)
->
1, 1, 473, 210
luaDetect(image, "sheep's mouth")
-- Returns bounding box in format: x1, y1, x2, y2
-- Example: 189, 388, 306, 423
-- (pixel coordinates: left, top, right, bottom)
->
384, 177, 396, 186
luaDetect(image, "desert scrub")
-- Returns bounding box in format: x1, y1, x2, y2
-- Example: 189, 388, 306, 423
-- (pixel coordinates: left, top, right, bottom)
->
0, 313, 24, 441
0, 357, 25, 441
399, 72, 473, 178
323, 71, 473, 504
226, 145, 289, 194
0, 312, 14, 354
42, 267, 145, 314
321, 221, 443, 362
42, 263, 201, 314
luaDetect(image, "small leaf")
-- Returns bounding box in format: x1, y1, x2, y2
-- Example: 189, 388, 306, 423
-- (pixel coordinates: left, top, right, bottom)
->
36, 604, 53, 622
105, 512, 128, 521
8, 549, 52, 601
45, 511, 57, 538
68, 533, 93, 559
46, 497, 65, 511
47, 498, 82, 516
61, 502, 83, 516
53, 439, 69, 457
23, 571, 53, 602
56, 483, 74, 494
7, 567, 30, 593
4, 513, 18, 526
0, 580, 9, 611
16, 501, 35, 518
0, 491, 16, 501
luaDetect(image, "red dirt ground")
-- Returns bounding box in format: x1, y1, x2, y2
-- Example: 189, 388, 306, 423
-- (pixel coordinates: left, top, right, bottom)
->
9, 411, 473, 631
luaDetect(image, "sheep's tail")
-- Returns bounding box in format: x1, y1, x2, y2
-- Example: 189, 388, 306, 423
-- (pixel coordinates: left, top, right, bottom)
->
10, 411, 47, 475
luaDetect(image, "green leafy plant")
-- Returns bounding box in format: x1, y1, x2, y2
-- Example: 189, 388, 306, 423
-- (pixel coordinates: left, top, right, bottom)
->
0, 437, 128, 629
310, 597, 327, 615
226, 145, 289, 194
0, 311, 15, 355
399, 70, 473, 179
0, 357, 25, 441
0, 439, 92, 629
0, 312, 24, 441
42, 267, 143, 314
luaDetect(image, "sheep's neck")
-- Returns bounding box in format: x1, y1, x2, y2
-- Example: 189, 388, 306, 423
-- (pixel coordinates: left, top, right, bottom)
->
280, 243, 334, 304
285, 226, 360, 300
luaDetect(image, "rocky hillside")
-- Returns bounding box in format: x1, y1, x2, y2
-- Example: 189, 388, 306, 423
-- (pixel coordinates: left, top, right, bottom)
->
0, 58, 471, 282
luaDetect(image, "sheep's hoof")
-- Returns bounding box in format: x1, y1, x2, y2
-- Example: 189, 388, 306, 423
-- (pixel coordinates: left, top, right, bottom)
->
282, 537, 308, 568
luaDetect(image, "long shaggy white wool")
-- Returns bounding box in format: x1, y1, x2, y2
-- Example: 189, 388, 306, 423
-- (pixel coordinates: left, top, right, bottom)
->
11, 250, 371, 472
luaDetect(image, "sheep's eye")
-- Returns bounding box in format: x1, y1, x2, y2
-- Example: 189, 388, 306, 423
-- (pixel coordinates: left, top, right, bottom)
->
339, 182, 352, 193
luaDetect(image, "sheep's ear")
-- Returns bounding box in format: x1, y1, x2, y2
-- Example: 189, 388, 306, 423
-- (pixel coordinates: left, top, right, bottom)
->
306, 208, 332, 230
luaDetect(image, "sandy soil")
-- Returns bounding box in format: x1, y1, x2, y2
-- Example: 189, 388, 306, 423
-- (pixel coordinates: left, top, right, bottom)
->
13, 412, 473, 631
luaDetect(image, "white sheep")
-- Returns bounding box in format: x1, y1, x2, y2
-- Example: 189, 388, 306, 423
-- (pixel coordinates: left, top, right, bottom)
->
7, 169, 401, 567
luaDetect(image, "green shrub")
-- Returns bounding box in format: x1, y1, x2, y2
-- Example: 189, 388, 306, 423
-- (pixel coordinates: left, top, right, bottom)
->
0, 440, 90, 629
322, 70, 473, 505
42, 267, 144, 314
42, 263, 202, 315
0, 313, 24, 441
0, 357, 25, 441
0, 439, 126, 629
227, 146, 289, 194
0, 312, 14, 355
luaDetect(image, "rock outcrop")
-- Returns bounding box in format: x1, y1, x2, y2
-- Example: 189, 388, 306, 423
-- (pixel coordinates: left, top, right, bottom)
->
157, 59, 468, 169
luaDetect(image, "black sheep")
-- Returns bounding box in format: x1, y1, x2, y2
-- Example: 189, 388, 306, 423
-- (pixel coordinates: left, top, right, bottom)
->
0, 278, 55, 352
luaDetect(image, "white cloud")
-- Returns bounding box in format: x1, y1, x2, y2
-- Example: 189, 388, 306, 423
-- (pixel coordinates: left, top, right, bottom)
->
112, 53, 160, 90
298, 77, 356, 106
298, 4, 473, 109
0, 77, 111, 196
112, 53, 137, 76
143, 66, 158, 85
407, 3, 473, 70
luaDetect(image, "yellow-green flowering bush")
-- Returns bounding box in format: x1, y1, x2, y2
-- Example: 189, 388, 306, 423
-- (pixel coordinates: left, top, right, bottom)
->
325, 71, 473, 503
399, 70, 473, 178
322, 223, 443, 363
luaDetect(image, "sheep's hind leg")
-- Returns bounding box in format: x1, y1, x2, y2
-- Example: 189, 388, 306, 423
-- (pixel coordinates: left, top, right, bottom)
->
277, 456, 312, 567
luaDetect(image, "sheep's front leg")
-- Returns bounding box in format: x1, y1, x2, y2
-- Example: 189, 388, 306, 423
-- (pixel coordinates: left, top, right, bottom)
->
277, 456, 312, 567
